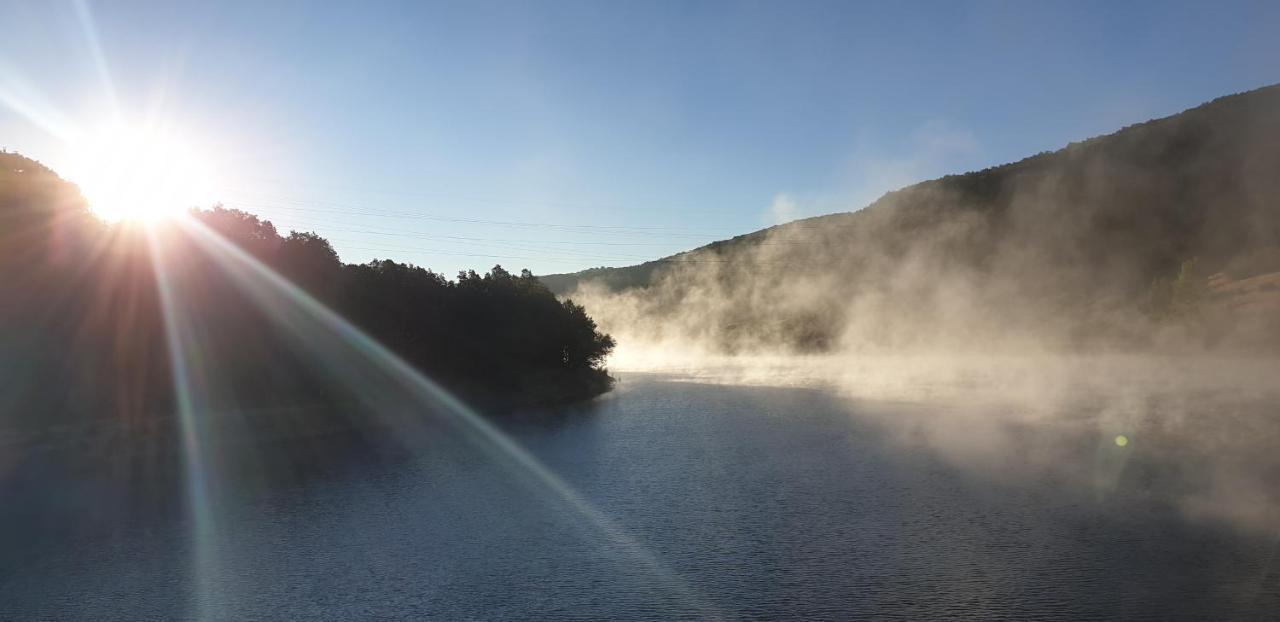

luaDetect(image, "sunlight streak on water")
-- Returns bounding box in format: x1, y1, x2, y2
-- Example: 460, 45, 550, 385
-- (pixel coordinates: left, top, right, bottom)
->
145, 228, 221, 621
168, 217, 722, 618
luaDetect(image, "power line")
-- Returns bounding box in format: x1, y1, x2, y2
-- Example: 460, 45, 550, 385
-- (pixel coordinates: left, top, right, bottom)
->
225, 179, 751, 218
221, 193, 735, 238
257, 214, 663, 261
223, 198, 828, 247
205, 188, 861, 272
328, 239, 795, 268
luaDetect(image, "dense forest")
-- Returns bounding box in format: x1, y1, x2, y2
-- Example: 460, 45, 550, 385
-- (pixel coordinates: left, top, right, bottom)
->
0, 151, 615, 434
542, 84, 1280, 354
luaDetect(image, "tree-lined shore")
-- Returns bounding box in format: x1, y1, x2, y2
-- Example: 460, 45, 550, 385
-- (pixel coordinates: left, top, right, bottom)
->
1, 151, 615, 434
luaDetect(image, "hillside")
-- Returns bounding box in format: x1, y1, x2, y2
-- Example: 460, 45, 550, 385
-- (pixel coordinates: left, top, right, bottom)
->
0, 151, 615, 430
542, 85, 1280, 353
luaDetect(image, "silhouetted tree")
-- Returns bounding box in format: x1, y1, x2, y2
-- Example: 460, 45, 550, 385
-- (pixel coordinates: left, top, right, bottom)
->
1, 153, 616, 433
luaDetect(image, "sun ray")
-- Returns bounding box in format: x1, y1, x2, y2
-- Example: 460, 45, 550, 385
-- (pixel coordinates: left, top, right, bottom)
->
145, 226, 222, 620
0, 61, 82, 142
72, 0, 122, 125
171, 215, 723, 618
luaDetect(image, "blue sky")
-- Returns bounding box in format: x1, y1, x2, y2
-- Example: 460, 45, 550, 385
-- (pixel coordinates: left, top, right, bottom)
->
2, 0, 1278, 276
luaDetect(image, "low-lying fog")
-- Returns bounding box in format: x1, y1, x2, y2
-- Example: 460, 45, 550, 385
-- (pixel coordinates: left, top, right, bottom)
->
558, 144, 1280, 537
607, 345, 1280, 536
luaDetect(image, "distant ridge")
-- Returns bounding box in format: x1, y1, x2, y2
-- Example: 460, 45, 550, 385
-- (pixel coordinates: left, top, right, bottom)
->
542, 84, 1280, 294
542, 84, 1280, 352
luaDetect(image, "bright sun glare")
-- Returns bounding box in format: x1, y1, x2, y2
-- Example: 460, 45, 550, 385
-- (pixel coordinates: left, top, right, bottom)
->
70, 125, 217, 223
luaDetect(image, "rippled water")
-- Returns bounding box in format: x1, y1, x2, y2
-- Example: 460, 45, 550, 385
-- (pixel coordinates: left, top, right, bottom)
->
3, 373, 1278, 619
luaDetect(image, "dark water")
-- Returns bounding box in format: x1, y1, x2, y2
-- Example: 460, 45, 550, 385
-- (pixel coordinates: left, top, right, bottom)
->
3, 374, 1278, 620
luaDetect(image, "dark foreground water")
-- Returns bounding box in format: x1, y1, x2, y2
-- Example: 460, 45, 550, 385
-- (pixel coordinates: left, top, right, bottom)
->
2, 373, 1278, 620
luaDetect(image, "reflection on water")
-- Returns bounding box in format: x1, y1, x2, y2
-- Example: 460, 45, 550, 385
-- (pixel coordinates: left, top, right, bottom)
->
2, 373, 1279, 619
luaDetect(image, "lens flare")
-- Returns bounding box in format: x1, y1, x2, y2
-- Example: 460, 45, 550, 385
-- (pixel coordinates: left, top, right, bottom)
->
144, 226, 222, 619
70, 124, 217, 223
146, 216, 720, 618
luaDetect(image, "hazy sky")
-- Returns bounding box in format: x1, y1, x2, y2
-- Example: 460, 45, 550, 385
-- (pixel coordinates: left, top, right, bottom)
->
2, 0, 1278, 276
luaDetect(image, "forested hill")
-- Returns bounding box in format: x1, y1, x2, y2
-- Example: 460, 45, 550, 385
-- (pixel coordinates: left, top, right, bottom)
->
0, 152, 615, 429
540, 84, 1280, 352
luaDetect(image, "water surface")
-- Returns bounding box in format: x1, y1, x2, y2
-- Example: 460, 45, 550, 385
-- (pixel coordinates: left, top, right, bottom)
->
2, 373, 1277, 619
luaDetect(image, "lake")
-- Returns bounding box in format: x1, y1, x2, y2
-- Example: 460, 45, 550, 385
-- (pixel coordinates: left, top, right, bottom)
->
2, 370, 1278, 620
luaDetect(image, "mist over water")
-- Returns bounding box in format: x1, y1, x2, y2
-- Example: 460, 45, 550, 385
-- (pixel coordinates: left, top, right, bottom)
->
554, 88, 1280, 541
599, 345, 1280, 537
567, 189, 1280, 536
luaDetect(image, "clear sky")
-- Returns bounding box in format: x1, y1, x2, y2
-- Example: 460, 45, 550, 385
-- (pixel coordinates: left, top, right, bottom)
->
2, 0, 1278, 276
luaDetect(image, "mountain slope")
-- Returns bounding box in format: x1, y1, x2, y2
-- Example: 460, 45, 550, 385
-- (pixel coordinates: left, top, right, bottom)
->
542, 84, 1280, 353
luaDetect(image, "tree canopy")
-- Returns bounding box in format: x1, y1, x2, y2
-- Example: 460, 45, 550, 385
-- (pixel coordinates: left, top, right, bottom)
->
0, 152, 614, 429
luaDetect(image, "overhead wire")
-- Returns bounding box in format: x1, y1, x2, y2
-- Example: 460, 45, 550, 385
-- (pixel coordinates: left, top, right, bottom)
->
206, 185, 861, 271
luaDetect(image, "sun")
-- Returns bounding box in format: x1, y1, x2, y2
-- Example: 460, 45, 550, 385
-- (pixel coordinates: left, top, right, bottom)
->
69, 124, 217, 223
